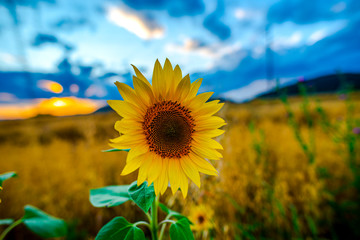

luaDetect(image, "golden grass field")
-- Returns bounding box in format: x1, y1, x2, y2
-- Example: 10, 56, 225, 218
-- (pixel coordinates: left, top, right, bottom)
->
1, 93, 360, 239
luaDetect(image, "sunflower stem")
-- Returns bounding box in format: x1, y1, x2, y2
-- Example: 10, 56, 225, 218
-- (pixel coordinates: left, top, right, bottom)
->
0, 219, 23, 240
150, 195, 159, 240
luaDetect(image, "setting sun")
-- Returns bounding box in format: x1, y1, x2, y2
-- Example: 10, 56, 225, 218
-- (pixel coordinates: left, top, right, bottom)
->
37, 97, 100, 116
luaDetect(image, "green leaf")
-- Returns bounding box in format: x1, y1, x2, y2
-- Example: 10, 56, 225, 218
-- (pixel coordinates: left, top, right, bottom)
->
0, 219, 14, 225
0, 172, 17, 187
128, 181, 155, 213
124, 227, 146, 240
170, 218, 194, 240
102, 149, 130, 152
90, 185, 131, 208
22, 205, 67, 238
159, 203, 191, 223
306, 215, 318, 237
95, 217, 145, 240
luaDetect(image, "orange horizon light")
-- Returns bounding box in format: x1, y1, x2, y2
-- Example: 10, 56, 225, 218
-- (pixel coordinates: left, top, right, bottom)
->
0, 97, 103, 120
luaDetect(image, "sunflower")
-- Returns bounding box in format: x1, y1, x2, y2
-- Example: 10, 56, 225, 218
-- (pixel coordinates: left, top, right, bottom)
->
108, 59, 225, 197
189, 205, 214, 231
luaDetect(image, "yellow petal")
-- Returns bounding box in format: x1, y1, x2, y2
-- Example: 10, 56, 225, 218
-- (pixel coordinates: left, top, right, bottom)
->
137, 153, 153, 185
114, 81, 146, 112
163, 58, 174, 98
174, 74, 191, 101
180, 156, 201, 188
189, 152, 218, 176
109, 135, 146, 150
193, 101, 224, 117
193, 135, 223, 150
192, 145, 223, 160
107, 100, 143, 121
121, 154, 145, 175
152, 59, 164, 100
109, 142, 131, 150
186, 78, 203, 101
195, 116, 226, 131
155, 158, 168, 195
193, 129, 225, 138
173, 65, 182, 85
133, 76, 155, 106
126, 144, 148, 163
160, 158, 169, 194
109, 140, 145, 151
131, 64, 152, 88
187, 92, 213, 110
168, 158, 181, 194
154, 177, 161, 196
115, 119, 142, 134
147, 154, 162, 185
178, 169, 188, 198
110, 133, 145, 144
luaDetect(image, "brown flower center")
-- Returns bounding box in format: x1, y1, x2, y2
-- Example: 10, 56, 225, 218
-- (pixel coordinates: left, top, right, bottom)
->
143, 101, 195, 158
197, 215, 205, 224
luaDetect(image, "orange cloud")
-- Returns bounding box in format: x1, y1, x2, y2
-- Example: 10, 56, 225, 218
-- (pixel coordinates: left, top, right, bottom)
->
37, 80, 64, 94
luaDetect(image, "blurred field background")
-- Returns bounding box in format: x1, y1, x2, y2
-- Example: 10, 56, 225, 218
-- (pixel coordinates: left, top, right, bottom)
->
1, 89, 359, 239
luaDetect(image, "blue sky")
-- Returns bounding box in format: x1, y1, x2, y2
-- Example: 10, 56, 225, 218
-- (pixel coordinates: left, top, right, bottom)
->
0, 0, 359, 103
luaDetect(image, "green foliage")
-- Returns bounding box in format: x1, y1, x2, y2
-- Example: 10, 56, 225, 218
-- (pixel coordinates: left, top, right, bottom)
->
102, 149, 130, 152
128, 181, 155, 213
0, 219, 14, 225
280, 87, 315, 164
95, 217, 145, 240
169, 218, 194, 240
90, 185, 130, 207
237, 223, 260, 240
306, 215, 318, 239
289, 204, 301, 238
0, 172, 17, 187
22, 205, 67, 238
159, 203, 190, 222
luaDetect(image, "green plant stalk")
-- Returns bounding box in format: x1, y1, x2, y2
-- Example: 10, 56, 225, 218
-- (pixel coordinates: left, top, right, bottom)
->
0, 219, 23, 240
159, 222, 166, 240
280, 93, 314, 164
150, 195, 159, 240
159, 217, 175, 240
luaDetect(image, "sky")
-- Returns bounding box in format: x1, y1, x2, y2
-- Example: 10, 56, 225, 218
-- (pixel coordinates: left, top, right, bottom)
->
0, 0, 359, 118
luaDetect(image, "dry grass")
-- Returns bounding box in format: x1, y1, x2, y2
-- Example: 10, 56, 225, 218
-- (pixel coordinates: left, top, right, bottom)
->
0, 93, 359, 239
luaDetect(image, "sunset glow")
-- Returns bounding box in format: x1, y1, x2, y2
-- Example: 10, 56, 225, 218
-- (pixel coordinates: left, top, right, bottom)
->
0, 97, 104, 120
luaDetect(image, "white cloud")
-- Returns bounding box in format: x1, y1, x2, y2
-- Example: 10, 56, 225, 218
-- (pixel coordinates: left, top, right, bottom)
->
107, 6, 164, 40
221, 77, 296, 102
331, 2, 346, 13
165, 38, 242, 59
0, 52, 18, 64
307, 20, 347, 45
234, 8, 246, 19
252, 45, 265, 59
272, 31, 302, 51
85, 84, 107, 98
105, 75, 127, 85
234, 8, 263, 21
308, 29, 326, 45
221, 79, 269, 102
